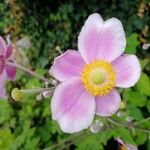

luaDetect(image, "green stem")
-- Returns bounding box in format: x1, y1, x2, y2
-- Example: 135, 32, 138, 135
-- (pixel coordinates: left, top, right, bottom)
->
43, 132, 85, 150
135, 117, 150, 125
107, 117, 150, 134
7, 61, 53, 83
20, 87, 54, 94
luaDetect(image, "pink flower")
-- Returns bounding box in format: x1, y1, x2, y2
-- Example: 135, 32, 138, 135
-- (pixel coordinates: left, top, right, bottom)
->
0, 36, 16, 98
49, 13, 141, 133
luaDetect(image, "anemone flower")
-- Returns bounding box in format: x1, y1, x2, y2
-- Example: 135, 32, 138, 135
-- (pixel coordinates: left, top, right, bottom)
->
0, 36, 16, 98
49, 13, 141, 133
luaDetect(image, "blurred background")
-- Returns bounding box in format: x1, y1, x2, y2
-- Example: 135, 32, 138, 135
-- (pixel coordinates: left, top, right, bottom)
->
0, 0, 150, 149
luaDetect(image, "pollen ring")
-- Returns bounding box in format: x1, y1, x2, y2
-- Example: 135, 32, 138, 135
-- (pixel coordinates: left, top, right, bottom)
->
81, 60, 116, 96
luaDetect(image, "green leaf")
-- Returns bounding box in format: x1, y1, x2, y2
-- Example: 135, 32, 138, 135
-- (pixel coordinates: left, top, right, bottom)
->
125, 33, 139, 54
135, 131, 147, 145
0, 128, 14, 150
127, 104, 143, 121
146, 100, 150, 113
136, 73, 150, 96
123, 90, 146, 107
76, 130, 113, 150
112, 127, 135, 144
0, 100, 13, 124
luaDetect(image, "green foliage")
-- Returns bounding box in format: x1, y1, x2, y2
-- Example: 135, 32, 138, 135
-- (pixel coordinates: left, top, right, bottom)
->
125, 33, 139, 54
0, 0, 149, 149
136, 73, 150, 96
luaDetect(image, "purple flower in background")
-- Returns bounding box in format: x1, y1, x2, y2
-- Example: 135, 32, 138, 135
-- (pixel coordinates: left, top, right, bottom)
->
0, 36, 16, 98
117, 138, 138, 150
49, 13, 141, 133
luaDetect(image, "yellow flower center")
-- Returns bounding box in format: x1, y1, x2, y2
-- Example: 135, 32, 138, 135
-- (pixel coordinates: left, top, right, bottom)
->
81, 60, 116, 96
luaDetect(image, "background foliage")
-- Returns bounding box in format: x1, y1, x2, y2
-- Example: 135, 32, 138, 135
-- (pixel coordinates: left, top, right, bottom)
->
0, 0, 150, 149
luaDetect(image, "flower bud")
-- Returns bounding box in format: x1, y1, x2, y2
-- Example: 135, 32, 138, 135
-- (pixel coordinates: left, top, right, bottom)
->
11, 88, 22, 101
42, 91, 52, 98
142, 43, 150, 50
52, 79, 58, 85
126, 116, 134, 122
36, 93, 43, 101
119, 101, 126, 109
117, 111, 125, 117
90, 119, 103, 133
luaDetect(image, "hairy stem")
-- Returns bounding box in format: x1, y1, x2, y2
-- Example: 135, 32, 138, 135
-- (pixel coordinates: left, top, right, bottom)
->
7, 61, 53, 83
20, 87, 54, 94
107, 117, 150, 134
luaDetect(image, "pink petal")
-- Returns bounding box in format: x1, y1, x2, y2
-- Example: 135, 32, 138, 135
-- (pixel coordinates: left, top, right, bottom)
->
0, 36, 6, 56
0, 56, 5, 74
112, 55, 141, 88
0, 71, 7, 98
50, 50, 86, 82
6, 44, 13, 59
51, 78, 95, 133
78, 13, 126, 63
5, 65, 17, 80
95, 89, 121, 116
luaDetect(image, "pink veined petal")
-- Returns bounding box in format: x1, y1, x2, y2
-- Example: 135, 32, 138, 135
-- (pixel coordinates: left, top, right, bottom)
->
6, 44, 13, 59
78, 13, 126, 63
0, 71, 7, 99
0, 36, 6, 56
51, 78, 95, 133
95, 89, 121, 116
0, 56, 5, 74
50, 50, 86, 82
112, 55, 141, 88
5, 64, 17, 80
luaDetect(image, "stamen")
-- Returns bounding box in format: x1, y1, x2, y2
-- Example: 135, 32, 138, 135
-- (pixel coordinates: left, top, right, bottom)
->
81, 60, 116, 96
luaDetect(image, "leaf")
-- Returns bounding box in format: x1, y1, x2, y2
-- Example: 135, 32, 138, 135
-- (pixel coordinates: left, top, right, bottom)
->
127, 104, 143, 121
136, 73, 150, 96
123, 90, 146, 107
146, 101, 150, 113
0, 100, 13, 124
76, 130, 113, 150
125, 33, 139, 54
0, 128, 14, 150
135, 131, 147, 145
112, 127, 135, 144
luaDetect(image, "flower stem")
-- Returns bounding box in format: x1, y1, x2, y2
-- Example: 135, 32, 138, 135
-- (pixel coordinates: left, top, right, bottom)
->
107, 117, 150, 134
7, 61, 53, 83
20, 87, 54, 94
135, 117, 150, 125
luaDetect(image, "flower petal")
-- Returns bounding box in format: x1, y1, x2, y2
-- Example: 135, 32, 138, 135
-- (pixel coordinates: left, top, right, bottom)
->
51, 78, 95, 133
95, 89, 121, 116
0, 36, 6, 56
0, 56, 5, 74
0, 71, 7, 99
5, 65, 17, 80
6, 44, 13, 59
112, 55, 141, 88
50, 50, 86, 82
78, 13, 126, 63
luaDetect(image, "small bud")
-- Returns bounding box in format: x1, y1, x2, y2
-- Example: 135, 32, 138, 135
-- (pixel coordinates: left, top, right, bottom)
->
44, 81, 49, 88
36, 93, 43, 101
42, 91, 52, 98
119, 101, 126, 109
11, 88, 22, 101
117, 111, 125, 117
126, 116, 134, 122
90, 119, 103, 133
52, 79, 58, 85
142, 43, 150, 50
